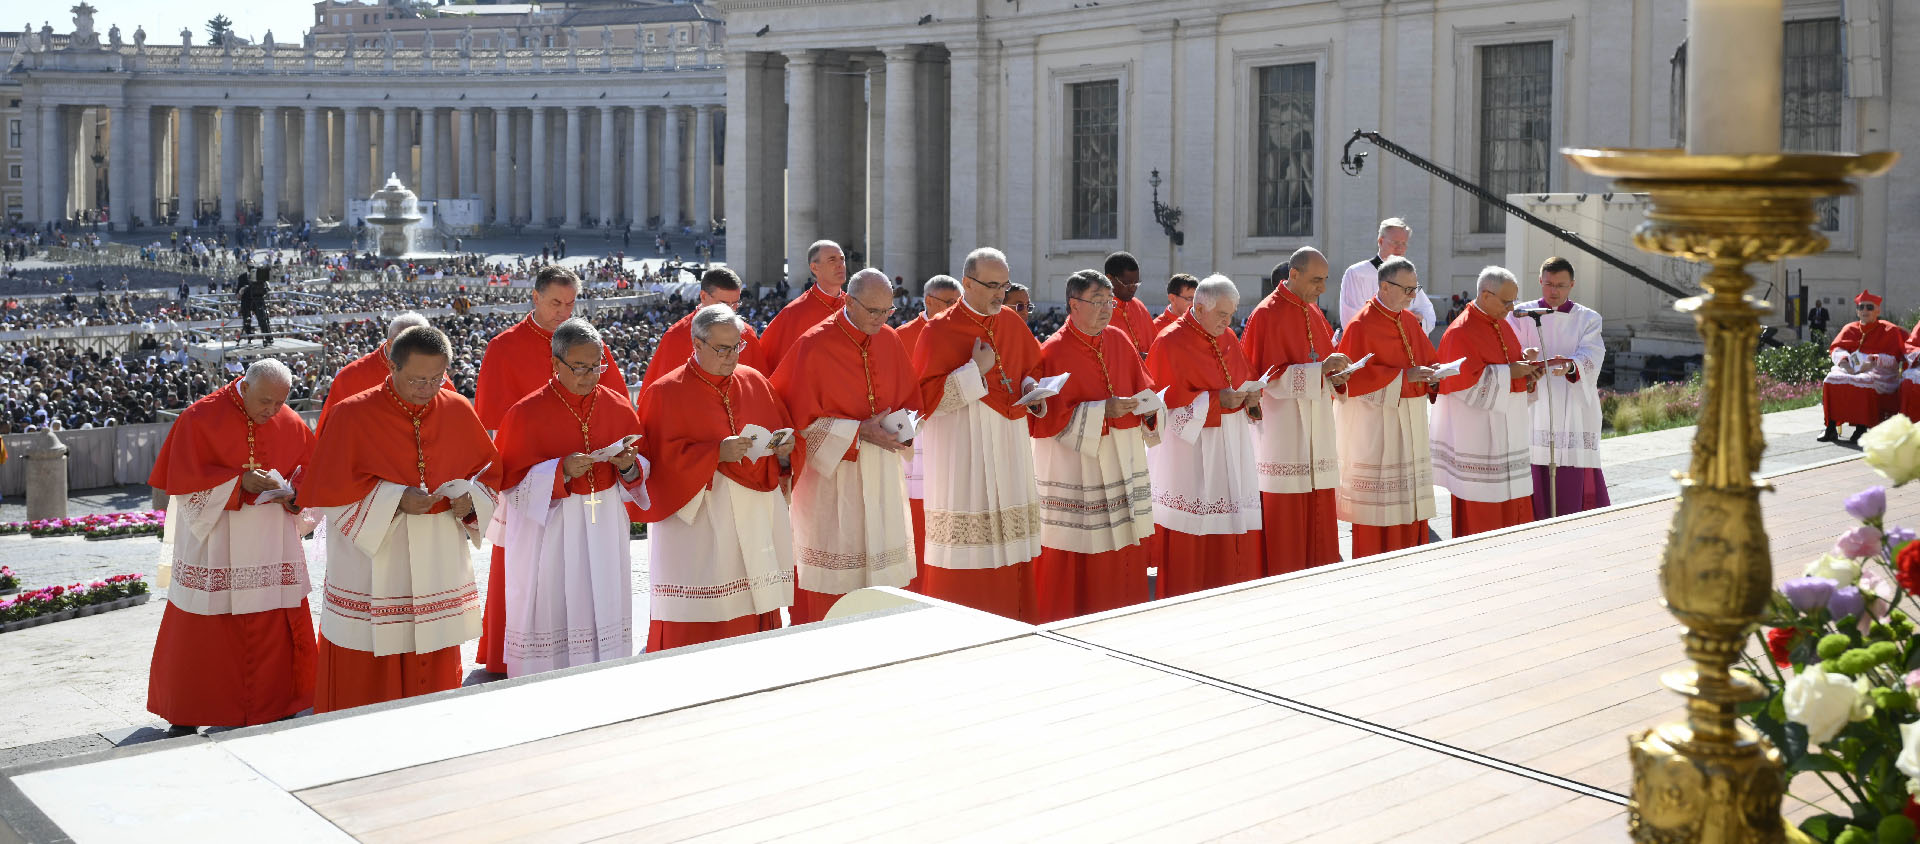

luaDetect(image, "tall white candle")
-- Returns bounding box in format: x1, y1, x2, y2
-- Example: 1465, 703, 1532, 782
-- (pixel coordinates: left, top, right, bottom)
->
1686, 0, 1785, 155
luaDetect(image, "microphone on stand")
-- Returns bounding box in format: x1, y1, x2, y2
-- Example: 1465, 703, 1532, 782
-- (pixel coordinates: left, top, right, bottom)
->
1512, 306, 1554, 321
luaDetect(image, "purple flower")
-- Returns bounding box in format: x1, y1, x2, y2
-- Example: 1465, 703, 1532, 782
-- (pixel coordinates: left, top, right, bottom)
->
1837, 526, 1883, 558
1829, 586, 1867, 620
1891, 527, 1918, 547
1780, 577, 1839, 613
1847, 486, 1888, 521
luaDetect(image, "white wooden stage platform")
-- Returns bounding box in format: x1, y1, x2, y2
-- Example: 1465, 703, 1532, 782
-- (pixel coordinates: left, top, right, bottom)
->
0, 457, 1882, 843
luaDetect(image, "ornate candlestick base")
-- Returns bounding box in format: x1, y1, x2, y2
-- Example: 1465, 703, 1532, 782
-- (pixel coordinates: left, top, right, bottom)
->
1564, 148, 1898, 844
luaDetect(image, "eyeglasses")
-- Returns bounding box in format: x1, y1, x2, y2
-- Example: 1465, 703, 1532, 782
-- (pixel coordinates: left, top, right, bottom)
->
925, 294, 958, 309
1382, 279, 1422, 294
1858, 304, 1878, 310
964, 274, 1008, 292
1070, 296, 1115, 310
397, 371, 447, 389
553, 356, 609, 377
698, 337, 744, 357
851, 302, 898, 319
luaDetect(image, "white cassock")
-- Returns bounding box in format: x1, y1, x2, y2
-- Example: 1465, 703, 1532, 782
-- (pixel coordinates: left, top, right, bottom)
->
1508, 302, 1606, 471
318, 480, 495, 657
921, 360, 1044, 568
649, 473, 794, 623
1333, 375, 1435, 527
497, 460, 650, 678
1431, 365, 1535, 504
1340, 258, 1436, 335
159, 476, 313, 614
1147, 393, 1261, 537
793, 418, 915, 595
1254, 363, 1338, 497
1035, 402, 1156, 553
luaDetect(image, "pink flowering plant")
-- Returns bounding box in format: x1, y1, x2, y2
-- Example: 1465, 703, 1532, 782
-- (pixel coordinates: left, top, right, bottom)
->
0, 574, 148, 626
0, 566, 16, 590
7, 511, 165, 539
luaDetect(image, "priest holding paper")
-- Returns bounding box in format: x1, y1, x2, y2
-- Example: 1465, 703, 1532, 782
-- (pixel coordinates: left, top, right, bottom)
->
1333, 257, 1441, 557
636, 304, 796, 650
147, 359, 316, 729
1029, 269, 1158, 621
772, 269, 920, 625
897, 275, 961, 582
1506, 257, 1610, 518
911, 247, 1049, 621
298, 326, 501, 713
639, 267, 767, 397
1433, 266, 1542, 538
493, 318, 649, 678
1242, 248, 1348, 574
1145, 274, 1263, 595
1820, 290, 1903, 444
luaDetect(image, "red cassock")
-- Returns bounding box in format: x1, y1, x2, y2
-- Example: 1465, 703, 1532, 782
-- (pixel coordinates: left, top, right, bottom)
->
1144, 315, 1264, 596
912, 303, 1045, 621
1029, 322, 1155, 622
1151, 308, 1180, 339
758, 286, 846, 373
147, 380, 317, 728
1826, 319, 1905, 427
1241, 285, 1340, 574
634, 362, 789, 650
473, 314, 628, 673
638, 311, 768, 398
1901, 324, 1920, 421
771, 312, 921, 625
1334, 301, 1439, 558
297, 382, 501, 713
896, 317, 932, 583
317, 342, 454, 436
1110, 296, 1157, 357
1435, 307, 1535, 538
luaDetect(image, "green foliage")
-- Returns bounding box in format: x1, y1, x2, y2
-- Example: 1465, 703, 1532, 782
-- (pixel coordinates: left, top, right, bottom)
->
1757, 341, 1836, 385
206, 15, 232, 46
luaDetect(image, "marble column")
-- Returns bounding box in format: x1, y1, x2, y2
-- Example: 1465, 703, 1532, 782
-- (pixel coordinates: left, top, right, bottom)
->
948, 45, 984, 278
43, 105, 64, 222
261, 107, 283, 225
881, 47, 918, 286
785, 51, 819, 285
328, 109, 344, 217
515, 110, 533, 222
530, 107, 548, 225
381, 106, 401, 183
564, 105, 583, 229
285, 110, 303, 218
107, 105, 129, 228
629, 107, 650, 227
219, 105, 239, 225
302, 105, 323, 222
492, 108, 512, 224
456, 107, 475, 201
661, 106, 683, 231
176, 107, 198, 224
343, 107, 364, 218
597, 105, 616, 228
131, 106, 154, 228
420, 106, 439, 199
692, 105, 714, 235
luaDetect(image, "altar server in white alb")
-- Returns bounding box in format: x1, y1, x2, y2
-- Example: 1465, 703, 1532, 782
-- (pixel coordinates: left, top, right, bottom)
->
1432, 266, 1542, 538
494, 318, 650, 678
1505, 256, 1610, 518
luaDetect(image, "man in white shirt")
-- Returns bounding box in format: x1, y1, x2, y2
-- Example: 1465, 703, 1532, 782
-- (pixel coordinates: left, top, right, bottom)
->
1338, 218, 1436, 335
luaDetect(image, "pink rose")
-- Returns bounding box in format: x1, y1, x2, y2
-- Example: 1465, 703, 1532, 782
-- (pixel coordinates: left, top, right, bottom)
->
1836, 526, 1882, 559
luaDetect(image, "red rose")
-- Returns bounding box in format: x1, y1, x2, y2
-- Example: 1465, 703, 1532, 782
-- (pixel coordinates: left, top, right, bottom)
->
1905, 796, 1920, 829
1766, 627, 1797, 667
1901, 541, 1920, 594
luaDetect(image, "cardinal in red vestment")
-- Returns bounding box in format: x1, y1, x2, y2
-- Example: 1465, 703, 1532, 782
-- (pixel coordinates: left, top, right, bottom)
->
317, 312, 446, 435
1333, 258, 1441, 558
636, 305, 796, 650
1153, 273, 1198, 340
758, 240, 849, 372
148, 361, 316, 728
1822, 290, 1904, 444
638, 267, 767, 398
473, 266, 627, 674
896, 276, 961, 587
1432, 268, 1542, 538
1104, 251, 1157, 356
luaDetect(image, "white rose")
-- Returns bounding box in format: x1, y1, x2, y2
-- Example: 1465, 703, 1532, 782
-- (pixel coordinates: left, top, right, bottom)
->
1783, 664, 1860, 746
1804, 553, 1864, 586
1861, 414, 1920, 487
1898, 722, 1920, 786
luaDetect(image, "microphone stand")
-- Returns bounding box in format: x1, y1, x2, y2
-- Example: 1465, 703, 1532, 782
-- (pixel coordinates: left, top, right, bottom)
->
1519, 308, 1557, 518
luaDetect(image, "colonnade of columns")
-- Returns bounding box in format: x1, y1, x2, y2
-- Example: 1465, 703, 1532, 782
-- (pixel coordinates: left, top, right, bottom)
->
24, 101, 724, 233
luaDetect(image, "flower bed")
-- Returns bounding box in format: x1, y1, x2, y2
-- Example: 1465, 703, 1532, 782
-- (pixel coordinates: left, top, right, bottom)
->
1602, 374, 1821, 438
0, 565, 16, 595
0, 511, 165, 539
0, 574, 150, 633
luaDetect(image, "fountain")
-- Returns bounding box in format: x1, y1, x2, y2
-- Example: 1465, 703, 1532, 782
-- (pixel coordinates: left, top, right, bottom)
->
364, 173, 425, 258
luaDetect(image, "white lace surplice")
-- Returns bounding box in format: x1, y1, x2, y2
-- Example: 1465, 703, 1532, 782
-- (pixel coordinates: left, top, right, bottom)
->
649, 472, 795, 623
1253, 361, 1338, 495
1035, 400, 1155, 554
499, 457, 645, 678
791, 417, 915, 596
160, 476, 313, 616
318, 479, 495, 657
920, 360, 1044, 570
1333, 373, 1436, 527
1146, 394, 1260, 537
1431, 364, 1535, 504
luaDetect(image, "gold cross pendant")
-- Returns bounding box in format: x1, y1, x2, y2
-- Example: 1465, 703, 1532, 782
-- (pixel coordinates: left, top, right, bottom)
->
584, 489, 602, 524
242, 459, 262, 470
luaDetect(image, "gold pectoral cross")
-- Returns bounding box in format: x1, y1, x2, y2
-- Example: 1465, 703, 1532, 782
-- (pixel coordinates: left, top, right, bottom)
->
584, 487, 602, 524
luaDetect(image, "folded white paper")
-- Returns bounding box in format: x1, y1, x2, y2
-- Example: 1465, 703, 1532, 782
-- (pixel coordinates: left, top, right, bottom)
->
589, 434, 642, 461
431, 466, 494, 502
1235, 366, 1281, 394
737, 424, 795, 461
1330, 353, 1372, 380
1015, 372, 1071, 406
257, 469, 296, 502
879, 409, 922, 443
1130, 388, 1169, 416
1431, 357, 1468, 380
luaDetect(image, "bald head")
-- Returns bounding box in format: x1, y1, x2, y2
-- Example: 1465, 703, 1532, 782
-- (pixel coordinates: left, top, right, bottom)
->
386, 311, 430, 343
847, 268, 893, 298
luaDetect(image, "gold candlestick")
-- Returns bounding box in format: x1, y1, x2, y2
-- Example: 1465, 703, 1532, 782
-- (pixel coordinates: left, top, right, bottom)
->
1565, 148, 1897, 843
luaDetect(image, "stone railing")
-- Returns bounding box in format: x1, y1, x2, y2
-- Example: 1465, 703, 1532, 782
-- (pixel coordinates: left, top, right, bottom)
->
26, 44, 721, 75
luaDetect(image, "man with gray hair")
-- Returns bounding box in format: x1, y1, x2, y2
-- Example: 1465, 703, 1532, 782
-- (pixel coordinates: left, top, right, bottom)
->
910, 247, 1050, 620
316, 311, 441, 435
760, 239, 850, 371
1332, 257, 1442, 556
897, 273, 961, 574
493, 317, 650, 677
1338, 218, 1436, 335
147, 357, 318, 730
1432, 266, 1542, 537
1144, 274, 1264, 595
771, 269, 921, 624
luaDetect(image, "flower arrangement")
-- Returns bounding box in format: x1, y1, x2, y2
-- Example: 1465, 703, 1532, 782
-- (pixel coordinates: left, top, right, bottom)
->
0, 574, 147, 629
0, 566, 16, 592
1747, 414, 1920, 843
0, 511, 165, 539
